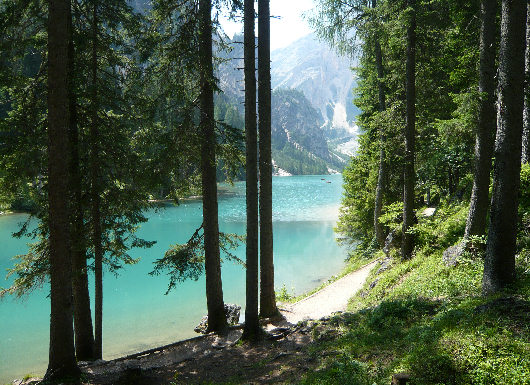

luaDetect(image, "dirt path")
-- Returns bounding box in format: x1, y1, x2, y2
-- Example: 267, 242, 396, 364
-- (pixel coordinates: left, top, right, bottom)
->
279, 260, 378, 324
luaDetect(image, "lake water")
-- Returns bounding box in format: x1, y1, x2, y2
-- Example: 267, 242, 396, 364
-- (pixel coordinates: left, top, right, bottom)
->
0, 174, 347, 382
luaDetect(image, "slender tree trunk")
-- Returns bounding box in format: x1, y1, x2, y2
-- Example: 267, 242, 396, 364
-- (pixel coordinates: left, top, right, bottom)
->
199, 0, 227, 333
89, 1, 104, 359
523, 3, 530, 164
242, 0, 261, 341
69, 15, 95, 360
483, 0, 527, 295
258, 0, 279, 318
373, 0, 387, 248
402, 0, 416, 260
45, 0, 79, 380
465, 0, 497, 238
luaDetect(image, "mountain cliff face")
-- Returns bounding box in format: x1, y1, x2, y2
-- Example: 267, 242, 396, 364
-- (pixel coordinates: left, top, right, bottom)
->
216, 33, 360, 174
272, 89, 328, 161
271, 33, 360, 136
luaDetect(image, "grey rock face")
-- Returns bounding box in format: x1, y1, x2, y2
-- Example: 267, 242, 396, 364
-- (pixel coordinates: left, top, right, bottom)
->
442, 243, 465, 267
194, 304, 241, 334
383, 230, 400, 257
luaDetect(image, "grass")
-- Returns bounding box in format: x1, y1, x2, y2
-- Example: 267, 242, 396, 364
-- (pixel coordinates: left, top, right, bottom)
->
297, 202, 530, 385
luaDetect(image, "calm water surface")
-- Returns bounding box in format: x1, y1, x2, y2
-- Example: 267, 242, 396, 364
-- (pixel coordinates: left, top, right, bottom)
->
0, 175, 346, 382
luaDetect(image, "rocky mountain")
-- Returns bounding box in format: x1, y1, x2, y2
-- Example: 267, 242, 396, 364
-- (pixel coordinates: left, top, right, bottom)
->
271, 33, 360, 138
216, 33, 360, 174
272, 89, 328, 161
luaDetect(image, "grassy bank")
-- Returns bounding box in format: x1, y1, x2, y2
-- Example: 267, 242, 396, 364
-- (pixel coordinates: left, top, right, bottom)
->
276, 256, 377, 304
298, 203, 530, 385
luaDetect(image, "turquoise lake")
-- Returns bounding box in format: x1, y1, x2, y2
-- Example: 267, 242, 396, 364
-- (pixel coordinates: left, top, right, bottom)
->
0, 174, 347, 382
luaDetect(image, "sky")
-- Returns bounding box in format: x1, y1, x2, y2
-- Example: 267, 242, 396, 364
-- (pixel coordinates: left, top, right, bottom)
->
219, 0, 316, 51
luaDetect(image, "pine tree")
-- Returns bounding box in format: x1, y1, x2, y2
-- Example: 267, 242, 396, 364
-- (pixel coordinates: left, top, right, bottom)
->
402, 0, 416, 260
199, 0, 227, 332
372, 0, 387, 248
258, 0, 280, 319
465, 0, 497, 237
45, 0, 80, 380
483, 0, 527, 294
523, 3, 530, 164
69, 9, 95, 360
242, 0, 262, 341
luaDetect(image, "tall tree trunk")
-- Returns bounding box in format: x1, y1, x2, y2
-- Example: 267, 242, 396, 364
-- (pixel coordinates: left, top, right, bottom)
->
483, 0, 527, 295
89, 1, 104, 359
373, 0, 387, 248
402, 0, 416, 260
258, 0, 279, 318
523, 3, 530, 164
199, 0, 227, 333
465, 0, 497, 237
242, 0, 261, 341
69, 14, 95, 360
45, 0, 79, 380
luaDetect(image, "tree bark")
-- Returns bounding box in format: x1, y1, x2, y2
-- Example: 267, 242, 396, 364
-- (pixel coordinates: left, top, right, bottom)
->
483, 0, 527, 295
89, 1, 104, 359
242, 0, 261, 341
372, 0, 387, 248
465, 0, 497, 238
258, 0, 279, 318
199, 0, 227, 333
402, 0, 416, 260
523, 3, 530, 164
69, 14, 95, 361
45, 0, 79, 380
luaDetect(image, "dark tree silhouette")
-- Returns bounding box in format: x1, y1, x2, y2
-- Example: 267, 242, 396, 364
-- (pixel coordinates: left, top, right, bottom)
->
522, 4, 530, 163
88, 0, 104, 360
242, 0, 262, 341
69, 13, 95, 360
372, 0, 387, 248
465, 0, 497, 237
483, 0, 527, 294
199, 0, 227, 332
45, 0, 80, 380
402, 0, 416, 260
258, 0, 280, 318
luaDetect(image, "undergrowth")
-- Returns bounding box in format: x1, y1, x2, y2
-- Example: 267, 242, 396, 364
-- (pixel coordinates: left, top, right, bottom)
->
299, 201, 530, 385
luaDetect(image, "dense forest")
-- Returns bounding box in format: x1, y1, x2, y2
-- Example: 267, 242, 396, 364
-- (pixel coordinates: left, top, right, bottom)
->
0, 0, 529, 383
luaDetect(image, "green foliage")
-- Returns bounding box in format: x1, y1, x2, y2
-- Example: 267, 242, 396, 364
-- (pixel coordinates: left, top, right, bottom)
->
276, 284, 295, 302
519, 164, 530, 256
378, 201, 403, 233
321, 0, 481, 250
300, 241, 530, 385
409, 202, 468, 250
150, 224, 244, 295
336, 149, 377, 248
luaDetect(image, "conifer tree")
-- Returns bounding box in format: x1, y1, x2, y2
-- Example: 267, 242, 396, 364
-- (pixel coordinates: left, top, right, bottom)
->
523, 3, 530, 164
402, 0, 416, 260
199, 0, 227, 332
242, 0, 261, 341
483, 0, 527, 294
258, 0, 279, 318
45, 0, 79, 379
68, 7, 95, 360
465, 0, 497, 238
372, 0, 387, 247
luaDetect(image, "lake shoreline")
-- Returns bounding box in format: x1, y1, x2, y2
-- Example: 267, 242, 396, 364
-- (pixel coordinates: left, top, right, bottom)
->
1, 175, 346, 383
12, 258, 376, 385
